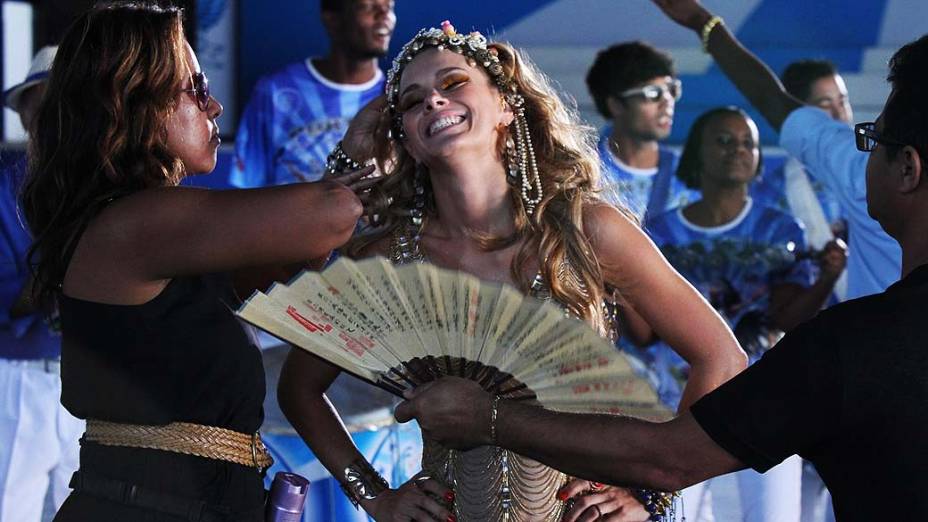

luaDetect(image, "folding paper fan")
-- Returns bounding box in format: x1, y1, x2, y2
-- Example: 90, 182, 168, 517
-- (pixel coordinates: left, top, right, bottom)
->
236, 256, 672, 421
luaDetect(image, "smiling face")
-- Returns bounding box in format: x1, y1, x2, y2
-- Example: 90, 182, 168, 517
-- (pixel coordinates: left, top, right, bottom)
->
164, 42, 223, 175
698, 112, 760, 189
396, 48, 513, 166
329, 0, 396, 58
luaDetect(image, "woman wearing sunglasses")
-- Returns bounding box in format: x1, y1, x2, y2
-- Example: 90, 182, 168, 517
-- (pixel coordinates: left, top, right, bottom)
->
20, 3, 377, 520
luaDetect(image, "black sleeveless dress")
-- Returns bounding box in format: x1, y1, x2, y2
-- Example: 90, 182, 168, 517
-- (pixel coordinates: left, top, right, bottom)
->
53, 273, 267, 521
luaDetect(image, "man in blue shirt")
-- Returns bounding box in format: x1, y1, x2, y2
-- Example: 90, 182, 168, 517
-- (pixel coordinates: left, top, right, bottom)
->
677, 14, 899, 300
232, 0, 395, 187
586, 42, 696, 221
0, 46, 83, 522
752, 60, 849, 245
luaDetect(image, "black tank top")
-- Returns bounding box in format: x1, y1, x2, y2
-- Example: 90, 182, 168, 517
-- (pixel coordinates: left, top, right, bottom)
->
58, 273, 265, 434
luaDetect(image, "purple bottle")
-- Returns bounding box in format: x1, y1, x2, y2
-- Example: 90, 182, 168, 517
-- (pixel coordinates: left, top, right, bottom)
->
265, 472, 310, 522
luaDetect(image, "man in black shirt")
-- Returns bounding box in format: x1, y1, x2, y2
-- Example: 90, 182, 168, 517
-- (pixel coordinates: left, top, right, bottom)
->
393, 18, 928, 522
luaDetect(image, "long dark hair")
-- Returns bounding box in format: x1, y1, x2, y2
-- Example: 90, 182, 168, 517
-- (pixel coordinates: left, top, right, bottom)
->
21, 2, 188, 306
675, 106, 764, 190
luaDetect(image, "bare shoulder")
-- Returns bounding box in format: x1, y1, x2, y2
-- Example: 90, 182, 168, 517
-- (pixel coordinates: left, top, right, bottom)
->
581, 202, 649, 254
64, 187, 200, 302
75, 186, 200, 253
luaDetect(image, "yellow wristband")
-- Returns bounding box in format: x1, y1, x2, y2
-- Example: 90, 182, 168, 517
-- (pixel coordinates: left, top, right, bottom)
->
701, 15, 724, 53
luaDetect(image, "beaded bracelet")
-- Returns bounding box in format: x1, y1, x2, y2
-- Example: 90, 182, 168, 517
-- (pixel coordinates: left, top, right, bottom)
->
700, 15, 724, 53
324, 141, 372, 177
341, 457, 390, 508
632, 488, 678, 521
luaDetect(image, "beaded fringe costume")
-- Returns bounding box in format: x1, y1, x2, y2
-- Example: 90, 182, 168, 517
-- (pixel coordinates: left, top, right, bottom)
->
390, 222, 621, 521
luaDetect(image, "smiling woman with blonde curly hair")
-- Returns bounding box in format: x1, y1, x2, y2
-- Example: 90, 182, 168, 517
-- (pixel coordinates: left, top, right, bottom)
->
278, 21, 747, 522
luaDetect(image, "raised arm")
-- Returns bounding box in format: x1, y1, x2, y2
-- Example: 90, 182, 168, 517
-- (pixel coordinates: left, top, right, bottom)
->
64, 163, 390, 303
585, 204, 747, 410
652, 0, 802, 131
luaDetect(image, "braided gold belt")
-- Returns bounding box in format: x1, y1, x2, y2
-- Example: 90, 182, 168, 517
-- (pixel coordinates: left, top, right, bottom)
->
84, 420, 274, 470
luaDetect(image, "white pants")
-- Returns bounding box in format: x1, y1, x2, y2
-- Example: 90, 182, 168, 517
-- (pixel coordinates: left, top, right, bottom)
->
0, 359, 84, 522
800, 460, 835, 522
677, 455, 802, 522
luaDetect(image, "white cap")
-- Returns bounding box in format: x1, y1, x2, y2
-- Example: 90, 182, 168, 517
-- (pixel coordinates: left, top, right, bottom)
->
4, 46, 57, 114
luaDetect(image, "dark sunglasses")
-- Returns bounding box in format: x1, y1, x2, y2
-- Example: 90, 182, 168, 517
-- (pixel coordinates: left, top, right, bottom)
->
182, 72, 211, 112
854, 122, 907, 152
618, 79, 682, 103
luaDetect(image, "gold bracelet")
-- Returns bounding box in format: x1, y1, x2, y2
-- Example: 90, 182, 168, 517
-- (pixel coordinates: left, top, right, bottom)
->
489, 395, 500, 445
700, 15, 724, 53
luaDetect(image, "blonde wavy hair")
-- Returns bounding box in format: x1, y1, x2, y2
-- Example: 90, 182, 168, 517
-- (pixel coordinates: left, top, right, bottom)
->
352, 41, 621, 332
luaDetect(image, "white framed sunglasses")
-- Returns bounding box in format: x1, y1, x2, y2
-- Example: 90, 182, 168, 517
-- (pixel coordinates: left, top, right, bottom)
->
618, 79, 683, 103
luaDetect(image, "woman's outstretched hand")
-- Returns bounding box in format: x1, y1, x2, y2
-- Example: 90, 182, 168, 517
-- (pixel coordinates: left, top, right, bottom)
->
395, 377, 493, 450
327, 164, 385, 214
651, 0, 713, 31
342, 94, 388, 161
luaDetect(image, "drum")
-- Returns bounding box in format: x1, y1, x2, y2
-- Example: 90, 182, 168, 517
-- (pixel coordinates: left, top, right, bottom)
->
260, 345, 423, 521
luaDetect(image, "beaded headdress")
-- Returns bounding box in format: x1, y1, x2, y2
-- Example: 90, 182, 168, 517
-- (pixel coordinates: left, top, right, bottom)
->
385, 21, 543, 215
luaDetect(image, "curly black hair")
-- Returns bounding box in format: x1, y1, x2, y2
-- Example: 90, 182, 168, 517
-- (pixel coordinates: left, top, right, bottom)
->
586, 41, 675, 119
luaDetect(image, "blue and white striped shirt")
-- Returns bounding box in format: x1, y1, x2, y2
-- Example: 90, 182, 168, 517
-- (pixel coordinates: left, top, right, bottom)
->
231, 60, 384, 187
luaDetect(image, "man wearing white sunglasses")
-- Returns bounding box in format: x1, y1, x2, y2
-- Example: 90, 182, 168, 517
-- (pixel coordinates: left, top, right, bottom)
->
587, 41, 696, 221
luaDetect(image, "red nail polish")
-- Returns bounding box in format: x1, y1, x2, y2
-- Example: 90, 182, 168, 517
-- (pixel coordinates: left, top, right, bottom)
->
444, 490, 455, 503
557, 490, 569, 501
447, 516, 457, 522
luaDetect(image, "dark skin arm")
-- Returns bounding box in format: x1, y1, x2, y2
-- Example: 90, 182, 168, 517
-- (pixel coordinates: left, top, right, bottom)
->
768, 240, 847, 331
395, 376, 744, 491
231, 165, 383, 298
64, 164, 382, 305
652, 0, 802, 131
